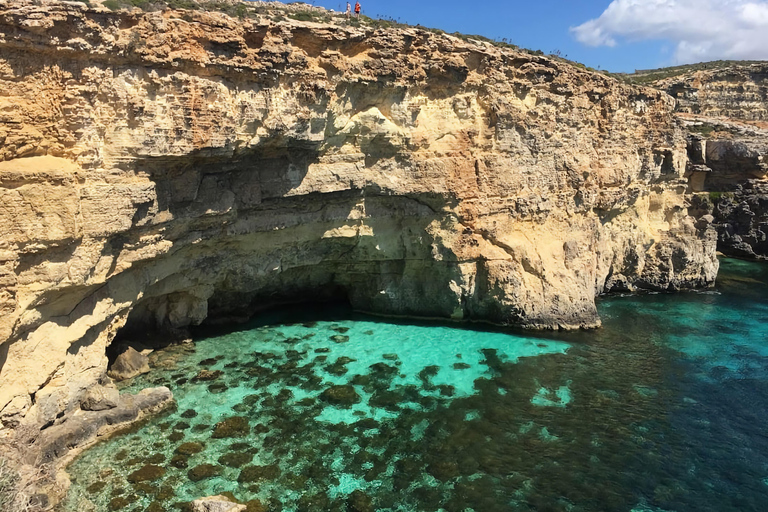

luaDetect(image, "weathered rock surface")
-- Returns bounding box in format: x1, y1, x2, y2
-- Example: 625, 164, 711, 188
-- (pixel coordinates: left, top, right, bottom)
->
682, 117, 768, 192
655, 63, 768, 123
654, 66, 768, 259
0, 0, 717, 429
190, 495, 246, 512
79, 383, 120, 411
108, 345, 151, 381
27, 386, 172, 464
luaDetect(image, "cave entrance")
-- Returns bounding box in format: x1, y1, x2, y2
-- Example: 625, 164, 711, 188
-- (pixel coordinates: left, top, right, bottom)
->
107, 286, 353, 378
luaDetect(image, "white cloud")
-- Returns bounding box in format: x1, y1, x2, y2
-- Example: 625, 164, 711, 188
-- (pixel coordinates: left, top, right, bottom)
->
571, 0, 768, 64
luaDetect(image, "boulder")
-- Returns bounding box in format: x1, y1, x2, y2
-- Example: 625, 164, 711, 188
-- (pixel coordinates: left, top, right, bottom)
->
108, 346, 150, 381
190, 495, 246, 512
80, 385, 120, 411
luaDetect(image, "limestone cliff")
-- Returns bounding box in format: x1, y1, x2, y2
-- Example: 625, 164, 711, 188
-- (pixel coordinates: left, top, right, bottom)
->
652, 65, 768, 259
654, 63, 768, 124
0, 0, 718, 429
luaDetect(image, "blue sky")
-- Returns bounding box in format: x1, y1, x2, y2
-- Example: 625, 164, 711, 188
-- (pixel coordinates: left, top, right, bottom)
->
301, 0, 768, 73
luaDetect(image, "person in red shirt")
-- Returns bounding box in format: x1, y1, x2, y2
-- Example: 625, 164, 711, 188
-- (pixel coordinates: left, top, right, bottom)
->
354, 1, 361, 18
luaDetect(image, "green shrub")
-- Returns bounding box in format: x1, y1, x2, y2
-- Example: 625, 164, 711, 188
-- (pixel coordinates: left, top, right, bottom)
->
708, 191, 735, 202
689, 124, 715, 137
287, 11, 315, 22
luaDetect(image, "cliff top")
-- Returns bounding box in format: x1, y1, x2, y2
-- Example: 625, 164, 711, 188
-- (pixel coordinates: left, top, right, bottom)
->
626, 60, 768, 85
53, 0, 630, 78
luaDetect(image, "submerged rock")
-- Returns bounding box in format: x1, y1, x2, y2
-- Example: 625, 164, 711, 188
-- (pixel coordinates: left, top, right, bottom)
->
208, 382, 229, 393
195, 369, 223, 381
188, 464, 223, 482
237, 464, 281, 483
176, 442, 205, 455
86, 481, 107, 494
244, 499, 268, 512
170, 454, 189, 468
218, 451, 254, 468
320, 385, 361, 407
108, 496, 130, 511
146, 453, 165, 464
347, 490, 374, 512
427, 460, 461, 481
127, 464, 165, 483
213, 416, 250, 438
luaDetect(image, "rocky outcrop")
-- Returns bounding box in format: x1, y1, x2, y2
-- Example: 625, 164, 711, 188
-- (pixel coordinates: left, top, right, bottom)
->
711, 182, 768, 259
654, 63, 768, 123
26, 386, 172, 464
682, 116, 768, 192
0, 0, 718, 430
654, 65, 768, 259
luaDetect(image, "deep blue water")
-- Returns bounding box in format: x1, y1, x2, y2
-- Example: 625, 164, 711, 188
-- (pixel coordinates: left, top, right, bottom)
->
64, 258, 768, 512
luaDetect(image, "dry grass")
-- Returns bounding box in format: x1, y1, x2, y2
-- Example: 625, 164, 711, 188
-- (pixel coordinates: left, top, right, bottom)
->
0, 457, 30, 512
0, 438, 54, 512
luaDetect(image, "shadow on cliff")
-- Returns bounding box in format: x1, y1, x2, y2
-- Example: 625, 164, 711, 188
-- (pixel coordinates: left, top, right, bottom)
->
138, 142, 319, 221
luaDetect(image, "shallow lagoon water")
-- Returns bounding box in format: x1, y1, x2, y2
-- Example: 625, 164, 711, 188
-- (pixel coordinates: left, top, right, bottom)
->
65, 258, 768, 512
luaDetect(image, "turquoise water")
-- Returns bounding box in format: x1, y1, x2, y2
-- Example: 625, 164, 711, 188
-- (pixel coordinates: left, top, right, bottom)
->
64, 258, 768, 512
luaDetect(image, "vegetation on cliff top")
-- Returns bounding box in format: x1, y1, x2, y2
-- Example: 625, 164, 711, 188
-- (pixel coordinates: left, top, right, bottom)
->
93, 0, 616, 72
625, 60, 768, 85
90, 0, 768, 86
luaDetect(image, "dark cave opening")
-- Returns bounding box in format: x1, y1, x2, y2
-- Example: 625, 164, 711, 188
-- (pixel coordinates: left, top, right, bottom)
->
107, 286, 354, 370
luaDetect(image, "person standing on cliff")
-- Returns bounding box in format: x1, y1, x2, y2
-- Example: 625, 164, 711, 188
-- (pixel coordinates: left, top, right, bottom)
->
346, 2, 351, 18
354, 1, 361, 18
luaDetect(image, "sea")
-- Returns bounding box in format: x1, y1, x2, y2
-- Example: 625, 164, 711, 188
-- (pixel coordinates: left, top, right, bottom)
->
63, 257, 768, 512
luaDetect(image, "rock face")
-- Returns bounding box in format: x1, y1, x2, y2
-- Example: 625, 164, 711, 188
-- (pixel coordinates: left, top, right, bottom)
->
711, 182, 768, 259
0, 0, 718, 429
653, 65, 768, 259
655, 64, 768, 123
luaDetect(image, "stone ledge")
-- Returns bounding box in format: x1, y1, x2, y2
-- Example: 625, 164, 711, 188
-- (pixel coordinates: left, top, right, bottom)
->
28, 387, 173, 465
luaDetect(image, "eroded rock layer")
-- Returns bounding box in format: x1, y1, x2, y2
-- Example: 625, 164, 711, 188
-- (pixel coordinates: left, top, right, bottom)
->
654, 63, 768, 259
0, 0, 718, 428
655, 63, 768, 123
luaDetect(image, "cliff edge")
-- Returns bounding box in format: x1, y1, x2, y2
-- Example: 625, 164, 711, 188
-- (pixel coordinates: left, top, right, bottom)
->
0, 0, 718, 429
